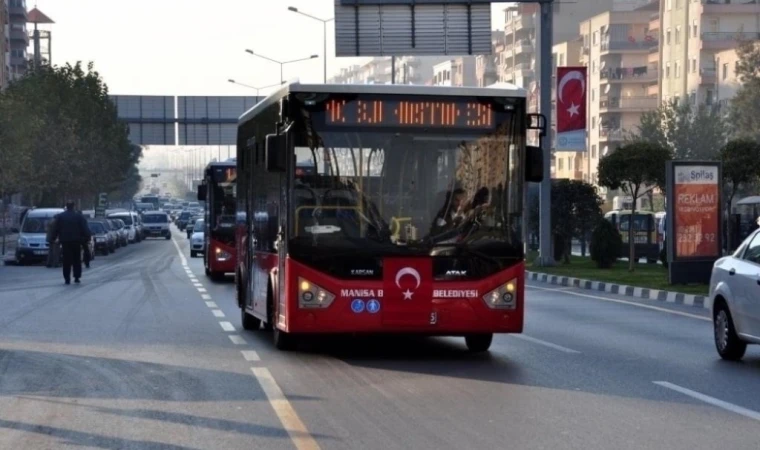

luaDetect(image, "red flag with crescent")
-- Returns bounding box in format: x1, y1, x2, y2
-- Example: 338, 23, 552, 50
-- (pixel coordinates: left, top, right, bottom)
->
556, 67, 587, 134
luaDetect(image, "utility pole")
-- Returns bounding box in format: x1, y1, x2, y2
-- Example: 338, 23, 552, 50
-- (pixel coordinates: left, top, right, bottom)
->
536, 0, 555, 266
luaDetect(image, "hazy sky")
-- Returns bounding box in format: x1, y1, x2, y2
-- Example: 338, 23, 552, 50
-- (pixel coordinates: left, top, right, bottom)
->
35, 0, 511, 96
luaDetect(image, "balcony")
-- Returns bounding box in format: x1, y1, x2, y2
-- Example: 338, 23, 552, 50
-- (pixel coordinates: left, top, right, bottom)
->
10, 27, 29, 43
513, 62, 534, 77
599, 95, 658, 112
702, 0, 760, 15
600, 67, 658, 83
505, 15, 535, 34
514, 39, 533, 55
601, 39, 658, 53
599, 128, 626, 142
700, 67, 716, 85
701, 32, 760, 50
650, 13, 660, 32
8, 3, 27, 18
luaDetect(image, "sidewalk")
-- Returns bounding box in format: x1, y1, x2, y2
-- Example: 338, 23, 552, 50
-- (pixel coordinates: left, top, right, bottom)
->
1, 233, 18, 258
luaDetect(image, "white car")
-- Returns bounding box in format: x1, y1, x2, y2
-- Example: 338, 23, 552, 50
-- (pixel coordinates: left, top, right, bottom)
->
108, 212, 141, 243
709, 229, 760, 360
190, 219, 205, 258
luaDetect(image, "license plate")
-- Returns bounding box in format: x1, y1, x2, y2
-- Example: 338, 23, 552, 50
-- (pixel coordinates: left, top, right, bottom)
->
34, 250, 47, 255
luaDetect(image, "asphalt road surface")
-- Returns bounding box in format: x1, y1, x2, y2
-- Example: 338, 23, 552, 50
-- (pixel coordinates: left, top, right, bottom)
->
0, 227, 758, 450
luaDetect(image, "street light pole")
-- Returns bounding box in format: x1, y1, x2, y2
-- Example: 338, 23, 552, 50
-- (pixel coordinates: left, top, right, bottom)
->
228, 79, 286, 100
245, 49, 318, 84
288, 7, 334, 83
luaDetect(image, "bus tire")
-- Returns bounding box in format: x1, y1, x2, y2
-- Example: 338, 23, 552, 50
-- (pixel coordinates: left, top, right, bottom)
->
264, 281, 275, 331
465, 333, 493, 353
273, 327, 295, 351
241, 307, 261, 331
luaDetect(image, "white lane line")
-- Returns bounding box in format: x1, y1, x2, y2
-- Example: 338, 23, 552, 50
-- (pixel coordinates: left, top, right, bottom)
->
201, 294, 212, 300
197, 288, 207, 293
527, 284, 710, 322
241, 350, 261, 361
220, 322, 236, 332
189, 278, 199, 283
511, 334, 581, 354
171, 238, 188, 265
229, 335, 246, 345
193, 283, 203, 287
251, 367, 321, 450
654, 381, 760, 422
205, 301, 218, 308
212, 309, 226, 318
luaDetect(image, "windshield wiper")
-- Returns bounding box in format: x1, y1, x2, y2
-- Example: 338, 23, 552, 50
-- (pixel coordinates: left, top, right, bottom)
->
425, 243, 502, 266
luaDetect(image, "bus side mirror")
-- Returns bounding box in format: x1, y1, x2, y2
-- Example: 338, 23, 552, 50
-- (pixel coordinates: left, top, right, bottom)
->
525, 146, 543, 183
197, 184, 207, 202
266, 134, 287, 173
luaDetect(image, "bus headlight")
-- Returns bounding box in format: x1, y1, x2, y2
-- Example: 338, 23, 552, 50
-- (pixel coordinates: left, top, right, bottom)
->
298, 277, 335, 309
482, 279, 517, 310
215, 248, 231, 261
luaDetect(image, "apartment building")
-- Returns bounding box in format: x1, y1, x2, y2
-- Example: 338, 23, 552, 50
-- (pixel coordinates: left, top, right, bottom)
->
393, 56, 449, 85
1, 0, 8, 89
432, 57, 477, 87
714, 43, 753, 110
327, 57, 392, 85
8, 0, 27, 81
660, 0, 760, 106
476, 32, 505, 87
552, 39, 585, 181
580, 8, 660, 192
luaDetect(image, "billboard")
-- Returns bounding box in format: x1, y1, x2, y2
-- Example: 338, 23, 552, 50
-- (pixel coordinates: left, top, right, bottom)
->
666, 161, 723, 284
334, 0, 492, 56
555, 67, 587, 151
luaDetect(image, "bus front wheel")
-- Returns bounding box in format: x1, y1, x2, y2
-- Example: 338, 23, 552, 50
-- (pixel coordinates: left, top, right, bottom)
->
241, 308, 261, 331
465, 333, 493, 353
273, 327, 296, 351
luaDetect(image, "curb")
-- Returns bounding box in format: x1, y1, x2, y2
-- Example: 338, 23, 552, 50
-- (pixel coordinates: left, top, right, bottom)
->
526, 271, 710, 310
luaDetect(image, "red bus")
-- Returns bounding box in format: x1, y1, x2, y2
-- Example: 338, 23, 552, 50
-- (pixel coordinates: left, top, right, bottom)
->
197, 160, 237, 280
235, 82, 544, 351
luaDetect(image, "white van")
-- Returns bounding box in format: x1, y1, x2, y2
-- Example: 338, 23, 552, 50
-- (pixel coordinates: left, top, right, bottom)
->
141, 211, 171, 240
108, 211, 141, 243
15, 208, 64, 264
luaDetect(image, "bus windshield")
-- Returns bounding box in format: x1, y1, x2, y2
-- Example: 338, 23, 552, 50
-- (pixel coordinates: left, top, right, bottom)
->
208, 165, 236, 235
287, 119, 524, 262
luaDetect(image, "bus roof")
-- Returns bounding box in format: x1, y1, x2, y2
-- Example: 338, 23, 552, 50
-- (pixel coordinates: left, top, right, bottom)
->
205, 160, 236, 169
239, 80, 528, 125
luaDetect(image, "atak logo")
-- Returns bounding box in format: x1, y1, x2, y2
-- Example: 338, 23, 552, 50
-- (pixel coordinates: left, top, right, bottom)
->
395, 267, 421, 300
445, 270, 467, 277
350, 269, 375, 276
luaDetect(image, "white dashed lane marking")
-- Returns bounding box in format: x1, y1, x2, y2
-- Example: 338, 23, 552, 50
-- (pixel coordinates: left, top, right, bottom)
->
654, 381, 760, 422
251, 367, 321, 450
205, 301, 218, 308
241, 350, 261, 361
201, 294, 212, 300
197, 288, 207, 293
212, 309, 226, 318
511, 334, 581, 354
193, 283, 203, 287
229, 335, 246, 345
220, 322, 236, 332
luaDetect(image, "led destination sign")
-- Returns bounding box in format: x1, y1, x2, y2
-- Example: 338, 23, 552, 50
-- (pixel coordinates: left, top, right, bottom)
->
323, 96, 498, 129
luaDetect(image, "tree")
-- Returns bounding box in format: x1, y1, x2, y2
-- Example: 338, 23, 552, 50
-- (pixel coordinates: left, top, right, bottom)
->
597, 141, 673, 271
550, 179, 603, 264
0, 62, 139, 206
729, 40, 760, 141
628, 98, 726, 161
721, 138, 760, 249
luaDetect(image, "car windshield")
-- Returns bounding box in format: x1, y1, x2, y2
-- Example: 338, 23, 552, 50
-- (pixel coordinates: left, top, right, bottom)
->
194, 220, 205, 232
143, 214, 168, 223
88, 222, 106, 234
22, 216, 54, 233
286, 121, 523, 263
111, 215, 133, 225
180, 212, 191, 219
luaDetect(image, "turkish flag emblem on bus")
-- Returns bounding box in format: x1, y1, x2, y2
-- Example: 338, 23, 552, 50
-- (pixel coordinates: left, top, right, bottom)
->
382, 258, 433, 327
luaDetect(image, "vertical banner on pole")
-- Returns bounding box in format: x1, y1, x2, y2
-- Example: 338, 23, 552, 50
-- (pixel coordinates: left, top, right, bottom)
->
555, 66, 587, 151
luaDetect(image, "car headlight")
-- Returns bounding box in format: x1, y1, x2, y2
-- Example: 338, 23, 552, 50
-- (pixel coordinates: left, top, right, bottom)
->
298, 277, 335, 309
214, 248, 231, 261
18, 237, 28, 247
481, 278, 518, 310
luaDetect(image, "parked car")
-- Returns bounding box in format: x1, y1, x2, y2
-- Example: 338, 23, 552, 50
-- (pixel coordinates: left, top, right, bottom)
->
88, 220, 116, 255
102, 220, 120, 251
111, 219, 129, 247
190, 219, 205, 258
141, 211, 172, 239
14, 208, 64, 265
710, 229, 760, 361
108, 211, 140, 243
186, 215, 203, 238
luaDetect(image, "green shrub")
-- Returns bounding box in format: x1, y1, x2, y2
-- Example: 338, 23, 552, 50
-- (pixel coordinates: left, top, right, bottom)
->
590, 220, 622, 269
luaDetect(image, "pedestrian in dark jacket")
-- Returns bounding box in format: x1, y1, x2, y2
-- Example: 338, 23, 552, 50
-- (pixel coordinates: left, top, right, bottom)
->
52, 201, 91, 284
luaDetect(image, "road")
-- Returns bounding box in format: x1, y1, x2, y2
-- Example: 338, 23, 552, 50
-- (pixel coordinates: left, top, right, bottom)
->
0, 226, 758, 450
